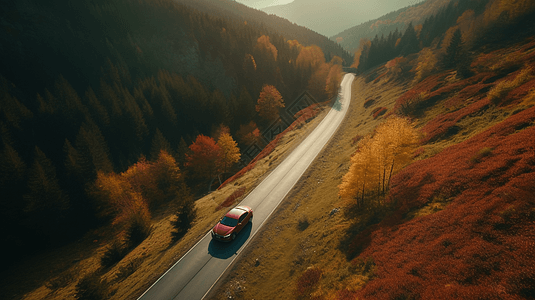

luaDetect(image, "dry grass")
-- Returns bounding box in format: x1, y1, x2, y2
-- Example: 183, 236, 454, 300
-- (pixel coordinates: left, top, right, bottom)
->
0, 105, 330, 300
206, 77, 408, 300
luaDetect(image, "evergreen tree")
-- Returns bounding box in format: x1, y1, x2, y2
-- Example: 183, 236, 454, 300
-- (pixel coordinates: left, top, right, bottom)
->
23, 147, 70, 244
75, 123, 114, 181
0, 143, 27, 257
443, 29, 463, 70
399, 22, 420, 56
150, 129, 171, 161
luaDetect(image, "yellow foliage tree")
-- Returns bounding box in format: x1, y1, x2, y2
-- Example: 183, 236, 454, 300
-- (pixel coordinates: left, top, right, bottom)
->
414, 48, 438, 83
255, 35, 278, 61
217, 132, 241, 173
93, 170, 149, 227
296, 45, 325, 71
307, 63, 331, 100
339, 117, 418, 208
339, 135, 378, 209
93, 150, 185, 225
326, 64, 343, 99
330, 56, 344, 66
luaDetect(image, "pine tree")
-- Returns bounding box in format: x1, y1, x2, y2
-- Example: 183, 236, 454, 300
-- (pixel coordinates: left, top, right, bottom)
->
443, 29, 463, 70
399, 22, 420, 56
85, 87, 110, 128
150, 129, 172, 161
0, 143, 27, 251
177, 137, 189, 168
23, 147, 70, 243
0, 77, 33, 129
75, 123, 114, 181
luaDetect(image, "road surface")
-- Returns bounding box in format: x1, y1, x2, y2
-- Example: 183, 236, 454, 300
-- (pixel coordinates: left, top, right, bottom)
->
138, 73, 355, 300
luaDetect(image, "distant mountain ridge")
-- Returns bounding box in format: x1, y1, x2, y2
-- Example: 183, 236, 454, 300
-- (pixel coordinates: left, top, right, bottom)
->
262, 0, 423, 37
332, 0, 452, 52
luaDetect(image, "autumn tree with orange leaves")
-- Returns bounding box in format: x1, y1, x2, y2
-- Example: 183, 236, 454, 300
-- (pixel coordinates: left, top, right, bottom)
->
339, 117, 418, 209
256, 85, 285, 121
185, 135, 222, 180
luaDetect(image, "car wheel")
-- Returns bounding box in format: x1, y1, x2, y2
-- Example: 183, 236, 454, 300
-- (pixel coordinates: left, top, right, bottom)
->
231, 233, 236, 240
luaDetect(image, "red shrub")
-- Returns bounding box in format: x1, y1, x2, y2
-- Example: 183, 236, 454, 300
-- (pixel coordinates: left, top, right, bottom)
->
421, 97, 490, 143
351, 135, 364, 146
372, 107, 387, 119
503, 78, 535, 106
363, 98, 375, 108
216, 187, 246, 210
394, 73, 447, 113
337, 289, 358, 300
445, 82, 493, 108
373, 71, 388, 84
295, 267, 323, 298
350, 106, 535, 299
413, 147, 425, 158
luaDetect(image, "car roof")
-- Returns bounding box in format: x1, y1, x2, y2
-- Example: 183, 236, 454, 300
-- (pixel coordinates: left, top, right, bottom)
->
225, 207, 247, 219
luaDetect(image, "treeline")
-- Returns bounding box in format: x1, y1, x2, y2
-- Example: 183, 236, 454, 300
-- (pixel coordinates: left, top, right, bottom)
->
176, 0, 353, 65
354, 0, 489, 73
0, 0, 345, 264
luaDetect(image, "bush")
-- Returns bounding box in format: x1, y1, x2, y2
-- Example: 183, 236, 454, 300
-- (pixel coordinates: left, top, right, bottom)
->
172, 199, 196, 242
488, 66, 533, 105
216, 187, 246, 211
351, 135, 363, 146
100, 239, 127, 269
75, 272, 108, 300
116, 257, 143, 281
295, 267, 322, 299
125, 210, 152, 248
297, 216, 310, 231
372, 107, 388, 119
469, 147, 493, 164
351, 256, 376, 276
363, 99, 375, 108
46, 268, 77, 290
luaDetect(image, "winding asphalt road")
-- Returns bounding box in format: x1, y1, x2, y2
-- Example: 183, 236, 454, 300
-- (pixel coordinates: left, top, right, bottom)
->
138, 73, 354, 300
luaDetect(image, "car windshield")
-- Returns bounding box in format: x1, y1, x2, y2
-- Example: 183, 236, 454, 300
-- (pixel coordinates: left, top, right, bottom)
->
220, 216, 238, 227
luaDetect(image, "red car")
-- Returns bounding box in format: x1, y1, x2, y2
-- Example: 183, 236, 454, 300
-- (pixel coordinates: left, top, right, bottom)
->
211, 206, 253, 242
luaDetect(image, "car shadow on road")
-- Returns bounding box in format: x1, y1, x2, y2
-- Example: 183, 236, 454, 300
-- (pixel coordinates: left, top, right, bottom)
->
208, 222, 252, 259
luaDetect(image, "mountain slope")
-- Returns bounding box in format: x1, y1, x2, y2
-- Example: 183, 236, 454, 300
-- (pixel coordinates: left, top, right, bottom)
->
0, 0, 348, 266
175, 0, 352, 63
262, 0, 421, 37
332, 0, 452, 52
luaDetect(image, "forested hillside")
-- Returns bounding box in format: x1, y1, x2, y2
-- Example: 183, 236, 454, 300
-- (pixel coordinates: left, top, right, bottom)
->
176, 0, 352, 64
0, 0, 348, 265
332, 0, 451, 52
